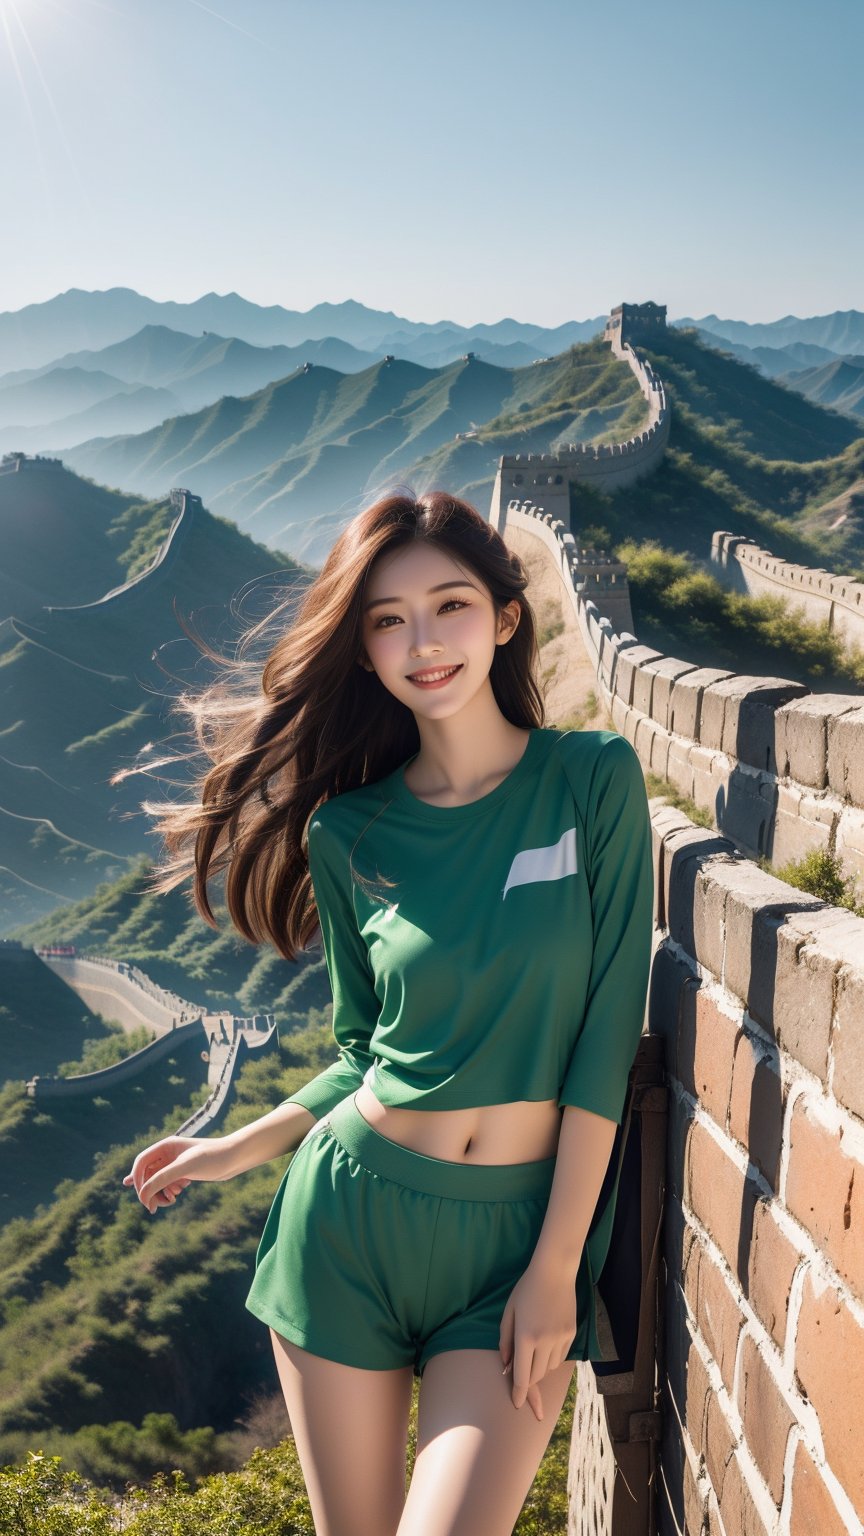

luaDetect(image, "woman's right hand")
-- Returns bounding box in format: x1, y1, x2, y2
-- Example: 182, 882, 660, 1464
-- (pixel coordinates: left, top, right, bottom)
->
123, 1134, 234, 1214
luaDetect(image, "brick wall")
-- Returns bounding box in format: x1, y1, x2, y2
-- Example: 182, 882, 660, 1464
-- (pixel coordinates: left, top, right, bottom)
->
650, 816, 864, 1535
497, 511, 864, 1535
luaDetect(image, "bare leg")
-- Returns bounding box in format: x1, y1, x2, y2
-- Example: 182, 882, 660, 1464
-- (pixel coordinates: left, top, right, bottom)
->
397, 1348, 577, 1536
270, 1328, 414, 1536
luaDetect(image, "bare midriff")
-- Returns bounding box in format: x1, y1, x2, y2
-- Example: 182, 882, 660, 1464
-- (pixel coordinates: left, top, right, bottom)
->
353, 1081, 564, 1165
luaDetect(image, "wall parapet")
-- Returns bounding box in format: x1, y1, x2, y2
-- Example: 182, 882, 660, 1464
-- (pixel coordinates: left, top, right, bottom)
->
712, 529, 864, 652
647, 811, 864, 1536
500, 504, 864, 1534
45, 489, 201, 617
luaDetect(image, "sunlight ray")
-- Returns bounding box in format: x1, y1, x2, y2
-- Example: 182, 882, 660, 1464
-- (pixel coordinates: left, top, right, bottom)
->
1, 5, 48, 195
182, 0, 270, 48
5, 0, 93, 210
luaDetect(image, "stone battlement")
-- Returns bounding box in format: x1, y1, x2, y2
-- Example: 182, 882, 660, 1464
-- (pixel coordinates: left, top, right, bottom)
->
712, 529, 864, 653
499, 507, 864, 1536
0, 451, 64, 474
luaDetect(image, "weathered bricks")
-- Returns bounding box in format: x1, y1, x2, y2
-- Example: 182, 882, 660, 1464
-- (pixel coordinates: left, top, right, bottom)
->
831, 956, 864, 1123
715, 1453, 771, 1536
775, 694, 863, 789
789, 1441, 851, 1536
827, 703, 864, 805
683, 1236, 744, 1395
794, 1272, 864, 1522
635, 655, 700, 730
784, 1095, 864, 1303
728, 1042, 783, 1188
686, 990, 740, 1132
668, 666, 736, 742
685, 1120, 759, 1288
746, 1200, 801, 1351
700, 676, 809, 769
613, 643, 665, 705
736, 1334, 795, 1507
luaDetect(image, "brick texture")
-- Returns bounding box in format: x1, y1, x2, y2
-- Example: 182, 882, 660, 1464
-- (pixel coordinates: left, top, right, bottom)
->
785, 1096, 864, 1304
736, 1333, 796, 1507
686, 1120, 758, 1288
684, 1236, 744, 1396
747, 1199, 802, 1351
794, 1272, 864, 1522
789, 1440, 852, 1536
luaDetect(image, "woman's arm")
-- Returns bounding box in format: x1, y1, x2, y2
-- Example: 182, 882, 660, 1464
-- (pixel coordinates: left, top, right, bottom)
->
218, 1098, 318, 1178
279, 807, 381, 1120
530, 1104, 617, 1275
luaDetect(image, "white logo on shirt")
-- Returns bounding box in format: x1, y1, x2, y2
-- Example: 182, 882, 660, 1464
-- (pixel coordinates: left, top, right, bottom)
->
501, 827, 578, 900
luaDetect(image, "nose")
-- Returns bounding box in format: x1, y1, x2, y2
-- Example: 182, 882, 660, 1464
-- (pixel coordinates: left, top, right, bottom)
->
408, 621, 444, 657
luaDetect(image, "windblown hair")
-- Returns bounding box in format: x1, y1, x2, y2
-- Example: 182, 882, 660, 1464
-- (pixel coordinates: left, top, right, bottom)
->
137, 488, 544, 961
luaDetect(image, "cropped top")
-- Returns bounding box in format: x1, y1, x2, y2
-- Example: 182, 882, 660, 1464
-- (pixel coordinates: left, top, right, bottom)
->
282, 726, 654, 1130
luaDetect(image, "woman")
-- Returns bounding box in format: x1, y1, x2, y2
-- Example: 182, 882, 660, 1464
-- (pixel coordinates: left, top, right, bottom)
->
123, 489, 654, 1536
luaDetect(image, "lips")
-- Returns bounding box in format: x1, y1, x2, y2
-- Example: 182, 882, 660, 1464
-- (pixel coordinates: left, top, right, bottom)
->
407, 663, 463, 685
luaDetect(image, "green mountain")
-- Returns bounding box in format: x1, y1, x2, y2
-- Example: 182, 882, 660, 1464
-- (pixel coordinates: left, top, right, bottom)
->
0, 465, 309, 929
564, 327, 864, 575
54, 341, 650, 564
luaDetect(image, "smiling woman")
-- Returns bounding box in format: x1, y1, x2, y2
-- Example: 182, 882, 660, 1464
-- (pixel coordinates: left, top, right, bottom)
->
122, 486, 653, 1536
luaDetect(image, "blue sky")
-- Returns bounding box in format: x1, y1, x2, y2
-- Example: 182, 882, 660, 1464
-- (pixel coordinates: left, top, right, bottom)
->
1, 0, 861, 327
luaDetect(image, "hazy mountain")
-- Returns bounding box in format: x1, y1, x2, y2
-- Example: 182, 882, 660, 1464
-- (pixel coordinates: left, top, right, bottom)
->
677, 309, 864, 354
0, 466, 308, 927
0, 327, 380, 452
0, 286, 606, 375
781, 357, 864, 419
685, 333, 844, 380
0, 381, 182, 455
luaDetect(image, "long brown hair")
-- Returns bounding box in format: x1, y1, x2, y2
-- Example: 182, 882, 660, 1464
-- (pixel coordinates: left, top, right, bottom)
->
136, 488, 544, 961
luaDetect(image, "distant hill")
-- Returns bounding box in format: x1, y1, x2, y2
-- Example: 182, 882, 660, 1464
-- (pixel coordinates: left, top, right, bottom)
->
0, 327, 382, 454
677, 309, 864, 355
0, 285, 605, 374
781, 356, 864, 420
50, 340, 650, 564
0, 467, 309, 928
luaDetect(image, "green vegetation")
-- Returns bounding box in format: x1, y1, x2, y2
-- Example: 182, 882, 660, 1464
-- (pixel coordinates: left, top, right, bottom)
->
0, 1364, 575, 1532
616, 538, 864, 690
0, 1017, 334, 1468
561, 329, 864, 582
643, 772, 715, 829
0, 475, 307, 930
763, 847, 864, 916
55, 1023, 157, 1078
9, 857, 330, 1020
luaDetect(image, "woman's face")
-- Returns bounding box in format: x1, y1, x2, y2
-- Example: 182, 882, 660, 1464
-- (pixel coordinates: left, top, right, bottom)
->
358, 540, 520, 719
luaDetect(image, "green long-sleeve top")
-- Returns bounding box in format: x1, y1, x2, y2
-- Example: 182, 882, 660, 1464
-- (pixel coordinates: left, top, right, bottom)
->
283, 726, 654, 1131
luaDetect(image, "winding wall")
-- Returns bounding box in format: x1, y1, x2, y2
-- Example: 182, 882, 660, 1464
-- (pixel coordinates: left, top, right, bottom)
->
494, 506, 864, 1536
44, 488, 200, 616
489, 307, 672, 529
25, 949, 278, 1137
712, 530, 864, 653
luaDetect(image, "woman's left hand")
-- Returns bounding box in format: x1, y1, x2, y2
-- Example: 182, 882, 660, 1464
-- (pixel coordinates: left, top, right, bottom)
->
499, 1253, 578, 1422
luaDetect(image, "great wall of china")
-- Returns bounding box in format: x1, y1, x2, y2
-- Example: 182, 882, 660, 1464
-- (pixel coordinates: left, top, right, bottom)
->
711, 529, 864, 654
488, 306, 863, 1535
14, 944, 278, 1137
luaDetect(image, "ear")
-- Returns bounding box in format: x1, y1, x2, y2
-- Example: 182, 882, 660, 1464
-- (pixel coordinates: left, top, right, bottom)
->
357, 651, 375, 671
495, 600, 522, 646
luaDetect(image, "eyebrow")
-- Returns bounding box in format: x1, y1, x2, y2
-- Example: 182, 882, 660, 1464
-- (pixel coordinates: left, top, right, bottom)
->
363, 579, 479, 613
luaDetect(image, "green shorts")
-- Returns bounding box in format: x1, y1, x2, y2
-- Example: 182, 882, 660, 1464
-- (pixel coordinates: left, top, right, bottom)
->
245, 1093, 605, 1378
